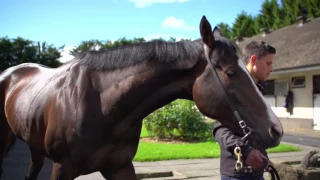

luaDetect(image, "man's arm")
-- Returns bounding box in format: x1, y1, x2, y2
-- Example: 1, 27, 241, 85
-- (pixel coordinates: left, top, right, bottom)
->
213, 121, 269, 169
213, 121, 253, 161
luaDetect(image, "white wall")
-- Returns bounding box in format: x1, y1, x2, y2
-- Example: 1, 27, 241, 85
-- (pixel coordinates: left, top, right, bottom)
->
266, 69, 320, 119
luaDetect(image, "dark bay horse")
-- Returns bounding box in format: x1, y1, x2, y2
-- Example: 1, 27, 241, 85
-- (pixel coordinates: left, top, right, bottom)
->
0, 16, 283, 180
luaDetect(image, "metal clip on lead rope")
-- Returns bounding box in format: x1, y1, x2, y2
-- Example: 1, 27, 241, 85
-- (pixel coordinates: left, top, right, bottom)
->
234, 146, 243, 171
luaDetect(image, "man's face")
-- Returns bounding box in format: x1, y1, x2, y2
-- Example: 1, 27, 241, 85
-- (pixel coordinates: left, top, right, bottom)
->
253, 53, 274, 82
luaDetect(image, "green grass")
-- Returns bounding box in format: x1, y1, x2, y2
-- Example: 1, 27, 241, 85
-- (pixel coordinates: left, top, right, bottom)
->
140, 125, 149, 138
137, 124, 301, 162
134, 141, 219, 161
134, 141, 301, 162
266, 143, 300, 153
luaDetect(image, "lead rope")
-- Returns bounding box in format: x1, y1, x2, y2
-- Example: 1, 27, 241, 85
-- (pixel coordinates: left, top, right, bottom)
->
267, 165, 280, 180
202, 45, 280, 180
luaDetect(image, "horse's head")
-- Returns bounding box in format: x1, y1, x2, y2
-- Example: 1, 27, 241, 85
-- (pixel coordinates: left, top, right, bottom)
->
192, 16, 283, 148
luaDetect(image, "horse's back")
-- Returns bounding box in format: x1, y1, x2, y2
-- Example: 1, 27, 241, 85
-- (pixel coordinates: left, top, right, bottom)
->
0, 63, 60, 87
1, 63, 68, 109
1, 62, 73, 150
0, 63, 53, 106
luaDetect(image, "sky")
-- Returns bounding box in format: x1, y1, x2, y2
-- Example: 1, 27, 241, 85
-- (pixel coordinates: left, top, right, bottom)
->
0, 0, 274, 62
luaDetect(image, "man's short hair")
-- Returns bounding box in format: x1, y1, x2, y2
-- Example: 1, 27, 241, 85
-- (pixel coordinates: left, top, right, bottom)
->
242, 41, 276, 65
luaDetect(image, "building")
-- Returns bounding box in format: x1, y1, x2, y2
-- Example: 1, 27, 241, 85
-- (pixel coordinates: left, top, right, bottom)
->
237, 17, 320, 130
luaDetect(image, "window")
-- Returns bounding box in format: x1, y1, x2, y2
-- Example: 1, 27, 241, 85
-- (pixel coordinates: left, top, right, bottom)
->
313, 75, 320, 94
262, 80, 275, 95
292, 76, 305, 88
275, 81, 288, 96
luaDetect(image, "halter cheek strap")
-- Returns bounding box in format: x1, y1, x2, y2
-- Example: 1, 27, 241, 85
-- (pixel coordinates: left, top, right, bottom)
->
203, 44, 251, 140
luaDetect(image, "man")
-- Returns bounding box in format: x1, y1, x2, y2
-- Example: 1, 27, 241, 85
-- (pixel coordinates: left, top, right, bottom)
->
213, 41, 277, 180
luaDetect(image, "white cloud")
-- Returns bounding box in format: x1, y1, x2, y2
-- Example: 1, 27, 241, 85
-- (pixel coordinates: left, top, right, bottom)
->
129, 0, 190, 8
162, 16, 196, 31
59, 45, 75, 63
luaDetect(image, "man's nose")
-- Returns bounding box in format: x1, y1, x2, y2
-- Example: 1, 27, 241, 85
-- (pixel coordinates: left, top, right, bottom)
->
269, 66, 273, 72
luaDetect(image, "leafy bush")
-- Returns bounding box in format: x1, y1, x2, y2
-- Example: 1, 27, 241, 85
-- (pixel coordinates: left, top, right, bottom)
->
144, 100, 213, 141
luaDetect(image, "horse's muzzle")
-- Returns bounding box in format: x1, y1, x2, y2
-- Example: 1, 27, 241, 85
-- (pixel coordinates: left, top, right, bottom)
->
269, 125, 282, 141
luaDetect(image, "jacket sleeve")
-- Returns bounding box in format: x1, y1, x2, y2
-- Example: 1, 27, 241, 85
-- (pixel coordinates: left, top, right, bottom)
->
213, 120, 253, 162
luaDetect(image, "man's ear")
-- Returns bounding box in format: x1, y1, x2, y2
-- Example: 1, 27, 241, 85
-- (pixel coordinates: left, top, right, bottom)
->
250, 55, 257, 65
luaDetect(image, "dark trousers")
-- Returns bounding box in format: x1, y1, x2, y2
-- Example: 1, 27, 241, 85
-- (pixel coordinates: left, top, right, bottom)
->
220, 174, 264, 180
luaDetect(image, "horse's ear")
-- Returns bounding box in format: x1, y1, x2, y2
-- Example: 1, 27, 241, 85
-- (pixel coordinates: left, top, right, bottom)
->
200, 16, 215, 50
213, 26, 223, 37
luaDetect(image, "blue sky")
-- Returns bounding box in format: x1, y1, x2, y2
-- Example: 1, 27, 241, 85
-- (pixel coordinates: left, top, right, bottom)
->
0, 0, 275, 62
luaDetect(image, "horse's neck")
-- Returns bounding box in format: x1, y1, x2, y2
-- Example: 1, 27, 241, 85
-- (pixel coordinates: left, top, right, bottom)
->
91, 58, 201, 122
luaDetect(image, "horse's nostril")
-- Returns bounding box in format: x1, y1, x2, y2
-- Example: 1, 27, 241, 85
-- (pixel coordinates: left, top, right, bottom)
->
269, 126, 280, 140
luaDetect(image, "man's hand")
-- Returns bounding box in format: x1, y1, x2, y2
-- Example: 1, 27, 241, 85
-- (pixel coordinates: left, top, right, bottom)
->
245, 149, 269, 169
264, 159, 274, 172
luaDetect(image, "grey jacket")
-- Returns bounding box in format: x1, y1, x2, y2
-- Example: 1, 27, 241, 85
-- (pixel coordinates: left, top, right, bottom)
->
212, 82, 268, 177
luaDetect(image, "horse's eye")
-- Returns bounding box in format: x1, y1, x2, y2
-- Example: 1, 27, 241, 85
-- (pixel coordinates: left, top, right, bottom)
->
226, 69, 236, 77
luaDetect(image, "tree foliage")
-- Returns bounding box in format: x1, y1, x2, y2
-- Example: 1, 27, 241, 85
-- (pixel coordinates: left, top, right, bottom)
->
217, 22, 232, 40
260, 0, 284, 29
232, 11, 256, 38
308, 0, 320, 17
70, 37, 146, 56
0, 37, 62, 70
70, 37, 192, 56
281, 0, 303, 25
230, 0, 319, 39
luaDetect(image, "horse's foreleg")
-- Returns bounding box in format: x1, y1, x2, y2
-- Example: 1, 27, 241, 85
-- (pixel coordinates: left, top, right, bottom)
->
100, 161, 137, 180
50, 160, 73, 180
25, 148, 45, 180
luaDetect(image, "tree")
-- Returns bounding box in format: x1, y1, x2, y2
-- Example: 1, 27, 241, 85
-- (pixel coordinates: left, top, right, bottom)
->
217, 22, 232, 40
232, 11, 256, 38
254, 0, 284, 33
36, 41, 63, 67
168, 37, 176, 42
70, 39, 103, 56
254, 14, 265, 34
271, 0, 286, 29
179, 38, 191, 42
70, 38, 147, 56
101, 37, 145, 48
307, 0, 320, 17
281, 0, 306, 25
0, 37, 62, 70
260, 0, 274, 29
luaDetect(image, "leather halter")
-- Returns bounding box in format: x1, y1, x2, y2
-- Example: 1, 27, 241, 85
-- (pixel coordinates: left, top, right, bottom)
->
203, 44, 252, 141
203, 45, 280, 180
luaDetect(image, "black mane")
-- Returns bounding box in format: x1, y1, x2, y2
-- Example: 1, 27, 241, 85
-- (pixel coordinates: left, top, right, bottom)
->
75, 34, 240, 70
76, 39, 204, 70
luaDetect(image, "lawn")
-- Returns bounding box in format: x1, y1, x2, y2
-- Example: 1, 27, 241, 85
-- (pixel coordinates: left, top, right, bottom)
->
134, 125, 301, 162
140, 125, 150, 138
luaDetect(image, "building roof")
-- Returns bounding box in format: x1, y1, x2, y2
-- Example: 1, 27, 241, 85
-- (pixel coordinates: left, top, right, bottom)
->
236, 17, 320, 71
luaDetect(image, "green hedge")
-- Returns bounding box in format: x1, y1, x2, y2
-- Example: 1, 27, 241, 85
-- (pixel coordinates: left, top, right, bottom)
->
144, 100, 214, 141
